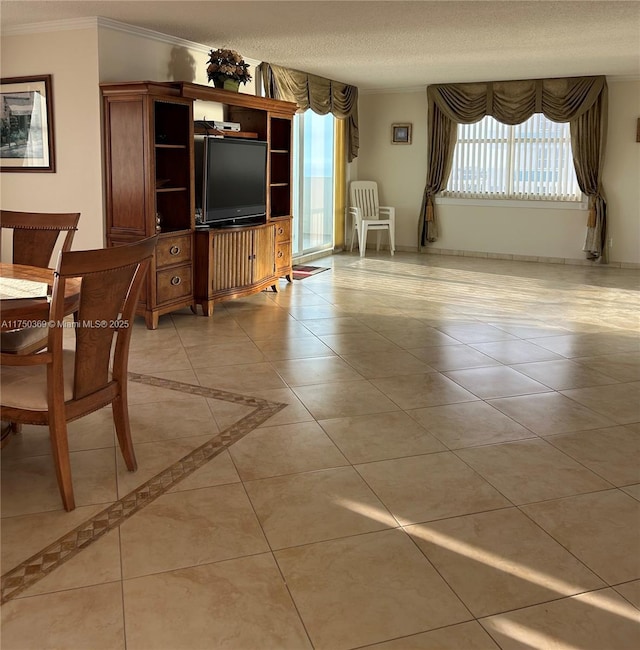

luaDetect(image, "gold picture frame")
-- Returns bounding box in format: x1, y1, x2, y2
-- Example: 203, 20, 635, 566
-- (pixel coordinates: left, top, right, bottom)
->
392, 123, 412, 145
0, 75, 55, 172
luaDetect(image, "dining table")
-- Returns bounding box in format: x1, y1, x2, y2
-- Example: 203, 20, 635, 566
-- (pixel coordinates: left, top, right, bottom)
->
0, 262, 81, 332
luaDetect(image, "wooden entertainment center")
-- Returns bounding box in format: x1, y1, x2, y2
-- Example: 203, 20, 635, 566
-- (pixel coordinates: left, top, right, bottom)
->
101, 81, 297, 329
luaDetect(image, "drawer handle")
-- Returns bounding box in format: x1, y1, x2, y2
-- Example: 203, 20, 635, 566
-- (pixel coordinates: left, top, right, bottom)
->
169, 245, 181, 256
170, 276, 182, 286
277, 227, 284, 235
277, 251, 283, 258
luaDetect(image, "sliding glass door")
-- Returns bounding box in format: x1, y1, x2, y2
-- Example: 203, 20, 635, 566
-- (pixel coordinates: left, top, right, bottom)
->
292, 111, 335, 258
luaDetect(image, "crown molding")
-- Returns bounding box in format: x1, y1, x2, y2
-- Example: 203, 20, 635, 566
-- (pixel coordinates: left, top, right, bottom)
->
95, 17, 212, 54
2, 16, 211, 54
2, 16, 262, 68
2, 16, 99, 35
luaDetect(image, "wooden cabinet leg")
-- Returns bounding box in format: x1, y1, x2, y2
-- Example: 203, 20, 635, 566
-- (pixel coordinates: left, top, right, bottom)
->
286, 274, 292, 282
271, 284, 278, 293
145, 312, 159, 330
201, 300, 214, 317
190, 303, 198, 314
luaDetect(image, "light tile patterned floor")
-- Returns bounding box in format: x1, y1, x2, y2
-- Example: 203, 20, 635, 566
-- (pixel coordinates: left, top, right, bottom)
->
1, 251, 639, 649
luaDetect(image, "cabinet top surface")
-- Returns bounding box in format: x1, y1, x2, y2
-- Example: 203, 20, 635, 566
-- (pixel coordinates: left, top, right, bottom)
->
100, 80, 298, 115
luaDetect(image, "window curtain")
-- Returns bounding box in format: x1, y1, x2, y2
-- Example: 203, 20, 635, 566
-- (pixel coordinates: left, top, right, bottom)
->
333, 118, 348, 249
259, 62, 359, 162
419, 76, 608, 261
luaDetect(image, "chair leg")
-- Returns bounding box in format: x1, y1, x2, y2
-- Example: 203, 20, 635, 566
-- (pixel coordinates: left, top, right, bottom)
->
376, 231, 381, 252
113, 392, 137, 471
360, 224, 368, 257
389, 222, 396, 255
350, 225, 357, 252
48, 413, 75, 511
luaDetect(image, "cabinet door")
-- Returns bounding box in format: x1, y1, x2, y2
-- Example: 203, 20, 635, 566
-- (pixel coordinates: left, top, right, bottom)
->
104, 98, 148, 237
251, 225, 276, 284
211, 229, 253, 292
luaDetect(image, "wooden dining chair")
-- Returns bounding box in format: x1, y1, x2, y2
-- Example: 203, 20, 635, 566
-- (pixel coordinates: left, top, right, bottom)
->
1, 210, 80, 355
0, 236, 157, 511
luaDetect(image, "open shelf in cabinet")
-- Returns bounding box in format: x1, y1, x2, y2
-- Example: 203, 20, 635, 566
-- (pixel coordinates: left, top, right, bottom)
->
270, 185, 291, 218
193, 124, 259, 139
270, 117, 291, 151
155, 102, 190, 146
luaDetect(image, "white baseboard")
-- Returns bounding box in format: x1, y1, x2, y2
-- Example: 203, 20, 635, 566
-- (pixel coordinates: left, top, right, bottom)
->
400, 245, 638, 269
324, 243, 639, 269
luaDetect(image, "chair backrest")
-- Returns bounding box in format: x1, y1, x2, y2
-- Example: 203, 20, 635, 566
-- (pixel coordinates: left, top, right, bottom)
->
48, 236, 157, 401
0, 210, 80, 269
350, 181, 380, 219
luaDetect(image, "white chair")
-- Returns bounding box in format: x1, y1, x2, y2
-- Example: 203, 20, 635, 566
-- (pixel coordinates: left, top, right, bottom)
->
348, 181, 395, 257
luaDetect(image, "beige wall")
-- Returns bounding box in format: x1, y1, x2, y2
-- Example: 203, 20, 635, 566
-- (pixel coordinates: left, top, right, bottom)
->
356, 91, 428, 249
358, 80, 640, 264
603, 79, 640, 264
97, 25, 259, 96
0, 27, 104, 251
98, 28, 207, 85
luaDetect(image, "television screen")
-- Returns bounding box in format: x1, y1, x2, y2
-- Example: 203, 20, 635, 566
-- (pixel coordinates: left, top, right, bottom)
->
195, 136, 267, 227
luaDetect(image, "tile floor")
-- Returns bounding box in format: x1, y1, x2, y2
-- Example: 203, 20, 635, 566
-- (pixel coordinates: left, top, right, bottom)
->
1, 251, 639, 649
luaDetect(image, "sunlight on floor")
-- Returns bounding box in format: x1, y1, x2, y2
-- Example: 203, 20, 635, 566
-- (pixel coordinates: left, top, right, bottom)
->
487, 618, 585, 650
336, 496, 640, 624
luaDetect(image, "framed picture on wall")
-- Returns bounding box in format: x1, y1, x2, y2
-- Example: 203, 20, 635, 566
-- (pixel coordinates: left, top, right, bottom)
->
0, 75, 55, 172
392, 123, 412, 145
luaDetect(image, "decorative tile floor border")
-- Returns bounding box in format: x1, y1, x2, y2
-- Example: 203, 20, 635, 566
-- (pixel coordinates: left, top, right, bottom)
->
0, 373, 286, 604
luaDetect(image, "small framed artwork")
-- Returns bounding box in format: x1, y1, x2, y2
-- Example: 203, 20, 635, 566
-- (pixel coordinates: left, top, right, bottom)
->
392, 123, 412, 145
0, 75, 55, 172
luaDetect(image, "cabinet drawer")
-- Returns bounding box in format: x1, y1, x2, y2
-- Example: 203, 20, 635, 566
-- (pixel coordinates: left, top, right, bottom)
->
275, 242, 292, 271
156, 264, 192, 304
156, 234, 192, 268
274, 221, 290, 243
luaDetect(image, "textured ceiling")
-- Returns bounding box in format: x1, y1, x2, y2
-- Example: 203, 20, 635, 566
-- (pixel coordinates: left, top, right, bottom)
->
2, 1, 639, 91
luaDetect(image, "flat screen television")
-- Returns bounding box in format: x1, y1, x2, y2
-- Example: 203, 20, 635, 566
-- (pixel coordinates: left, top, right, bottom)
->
194, 135, 267, 227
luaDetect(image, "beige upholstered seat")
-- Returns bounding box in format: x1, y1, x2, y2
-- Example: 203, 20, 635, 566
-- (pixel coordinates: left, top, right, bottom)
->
0, 236, 156, 511
348, 181, 396, 257
1, 351, 76, 410
1, 210, 80, 355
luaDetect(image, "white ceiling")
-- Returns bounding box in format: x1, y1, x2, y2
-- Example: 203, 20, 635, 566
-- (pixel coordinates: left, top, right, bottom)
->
2, 1, 639, 91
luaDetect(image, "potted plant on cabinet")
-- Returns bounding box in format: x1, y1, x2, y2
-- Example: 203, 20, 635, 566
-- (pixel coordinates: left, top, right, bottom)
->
206, 48, 252, 91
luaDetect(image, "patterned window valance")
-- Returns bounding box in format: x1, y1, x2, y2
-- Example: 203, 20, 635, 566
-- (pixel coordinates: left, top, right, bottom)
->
259, 62, 359, 162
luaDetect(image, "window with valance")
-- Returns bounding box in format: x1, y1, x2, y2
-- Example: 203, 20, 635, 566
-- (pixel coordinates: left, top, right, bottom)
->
419, 76, 608, 261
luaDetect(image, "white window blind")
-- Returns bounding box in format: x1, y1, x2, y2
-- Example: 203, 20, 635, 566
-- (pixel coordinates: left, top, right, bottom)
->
443, 114, 582, 201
